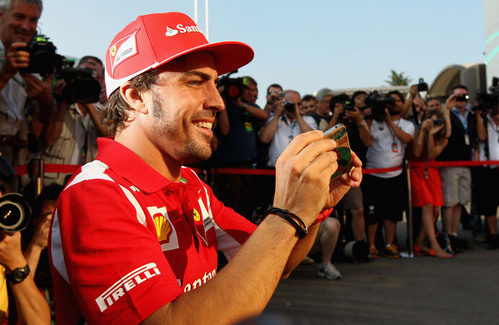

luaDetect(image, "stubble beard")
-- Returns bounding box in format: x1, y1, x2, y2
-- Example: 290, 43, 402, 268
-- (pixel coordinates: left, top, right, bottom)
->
152, 95, 212, 164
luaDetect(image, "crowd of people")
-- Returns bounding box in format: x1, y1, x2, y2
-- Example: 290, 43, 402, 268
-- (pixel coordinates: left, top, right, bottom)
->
0, 0, 497, 324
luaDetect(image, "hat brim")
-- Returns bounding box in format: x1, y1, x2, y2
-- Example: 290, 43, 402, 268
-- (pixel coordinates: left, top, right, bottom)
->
156, 40, 254, 76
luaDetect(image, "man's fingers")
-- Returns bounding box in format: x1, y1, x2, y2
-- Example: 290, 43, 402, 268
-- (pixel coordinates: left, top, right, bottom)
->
290, 138, 338, 172
277, 130, 326, 162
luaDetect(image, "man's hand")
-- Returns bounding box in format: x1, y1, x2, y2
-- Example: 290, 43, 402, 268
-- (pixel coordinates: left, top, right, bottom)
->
23, 73, 54, 108
409, 84, 418, 98
0, 232, 27, 271
273, 131, 339, 226
345, 107, 362, 123
445, 94, 457, 111
30, 213, 52, 250
1, 42, 29, 78
324, 150, 363, 209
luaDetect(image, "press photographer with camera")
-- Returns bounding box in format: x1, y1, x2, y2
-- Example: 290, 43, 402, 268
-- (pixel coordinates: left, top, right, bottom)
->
409, 109, 452, 258
0, 0, 55, 191
263, 83, 283, 115
215, 75, 268, 217
328, 93, 372, 244
311, 88, 334, 131
437, 85, 481, 253
40, 55, 110, 186
259, 89, 317, 167
472, 90, 499, 249
0, 188, 51, 324
363, 90, 415, 258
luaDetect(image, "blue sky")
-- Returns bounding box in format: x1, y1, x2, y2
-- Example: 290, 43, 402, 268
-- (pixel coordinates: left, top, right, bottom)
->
39, 1, 485, 107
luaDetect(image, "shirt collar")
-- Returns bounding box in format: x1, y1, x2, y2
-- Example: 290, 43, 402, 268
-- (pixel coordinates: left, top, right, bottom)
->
96, 137, 175, 193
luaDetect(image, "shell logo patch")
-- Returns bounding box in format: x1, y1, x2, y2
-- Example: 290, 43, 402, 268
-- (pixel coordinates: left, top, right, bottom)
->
154, 215, 172, 243
193, 208, 201, 222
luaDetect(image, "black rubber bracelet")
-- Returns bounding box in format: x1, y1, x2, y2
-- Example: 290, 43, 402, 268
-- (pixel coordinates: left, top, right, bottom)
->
257, 207, 308, 239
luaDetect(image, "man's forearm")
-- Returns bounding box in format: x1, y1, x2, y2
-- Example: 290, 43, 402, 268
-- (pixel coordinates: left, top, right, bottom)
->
144, 215, 300, 324
259, 117, 278, 143
245, 103, 269, 122
297, 115, 313, 132
389, 120, 412, 143
10, 275, 51, 325
282, 223, 319, 278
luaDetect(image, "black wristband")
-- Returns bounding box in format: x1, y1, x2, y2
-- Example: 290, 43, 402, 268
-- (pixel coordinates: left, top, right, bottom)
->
256, 207, 308, 239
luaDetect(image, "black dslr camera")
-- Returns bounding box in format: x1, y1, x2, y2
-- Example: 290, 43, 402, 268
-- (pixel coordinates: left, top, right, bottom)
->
475, 77, 499, 112
365, 91, 395, 122
20, 34, 64, 75
218, 71, 248, 99
57, 61, 101, 104
417, 78, 428, 92
0, 194, 31, 234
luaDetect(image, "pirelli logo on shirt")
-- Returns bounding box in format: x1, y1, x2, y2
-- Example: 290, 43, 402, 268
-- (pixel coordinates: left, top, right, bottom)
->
95, 262, 161, 312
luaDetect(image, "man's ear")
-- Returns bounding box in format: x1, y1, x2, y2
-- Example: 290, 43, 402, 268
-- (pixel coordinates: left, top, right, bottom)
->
120, 82, 148, 115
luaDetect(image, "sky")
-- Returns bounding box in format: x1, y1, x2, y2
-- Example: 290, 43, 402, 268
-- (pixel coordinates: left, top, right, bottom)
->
39, 0, 486, 107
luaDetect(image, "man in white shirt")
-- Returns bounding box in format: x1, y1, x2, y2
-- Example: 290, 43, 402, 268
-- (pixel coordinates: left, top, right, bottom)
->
364, 90, 415, 258
259, 89, 318, 167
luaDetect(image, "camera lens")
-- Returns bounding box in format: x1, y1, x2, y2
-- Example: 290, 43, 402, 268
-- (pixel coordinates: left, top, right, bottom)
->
0, 201, 24, 231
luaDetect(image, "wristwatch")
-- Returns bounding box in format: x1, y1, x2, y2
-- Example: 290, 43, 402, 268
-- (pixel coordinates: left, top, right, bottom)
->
5, 264, 30, 284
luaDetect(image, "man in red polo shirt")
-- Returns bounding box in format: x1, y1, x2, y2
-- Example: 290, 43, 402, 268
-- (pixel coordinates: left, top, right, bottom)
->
49, 12, 362, 324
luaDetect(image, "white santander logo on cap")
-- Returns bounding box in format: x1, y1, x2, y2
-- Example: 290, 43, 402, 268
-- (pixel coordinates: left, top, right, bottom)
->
165, 26, 178, 37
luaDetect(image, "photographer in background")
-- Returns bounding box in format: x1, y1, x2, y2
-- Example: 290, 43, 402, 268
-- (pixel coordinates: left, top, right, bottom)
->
0, 186, 51, 324
0, 0, 54, 191
437, 85, 479, 253
363, 90, 415, 258
473, 101, 499, 249
301, 94, 316, 116
329, 94, 372, 244
311, 87, 334, 131
40, 56, 110, 186
259, 89, 317, 168
263, 83, 283, 115
215, 75, 268, 217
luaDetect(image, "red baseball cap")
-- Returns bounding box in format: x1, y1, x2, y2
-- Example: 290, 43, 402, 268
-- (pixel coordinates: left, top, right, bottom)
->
105, 12, 254, 98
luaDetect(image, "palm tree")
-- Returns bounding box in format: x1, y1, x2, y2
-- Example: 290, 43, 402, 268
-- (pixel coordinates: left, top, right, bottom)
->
385, 70, 412, 86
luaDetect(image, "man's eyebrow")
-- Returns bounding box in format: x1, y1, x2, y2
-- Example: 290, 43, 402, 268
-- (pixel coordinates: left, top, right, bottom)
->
181, 71, 212, 81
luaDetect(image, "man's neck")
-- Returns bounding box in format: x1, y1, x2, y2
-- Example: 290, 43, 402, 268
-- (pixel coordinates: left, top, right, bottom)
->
114, 127, 182, 182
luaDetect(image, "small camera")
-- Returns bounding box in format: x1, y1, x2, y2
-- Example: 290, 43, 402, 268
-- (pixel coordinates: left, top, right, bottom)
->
283, 101, 295, 112
433, 118, 444, 126
456, 94, 470, 102
0, 194, 31, 234
417, 78, 428, 92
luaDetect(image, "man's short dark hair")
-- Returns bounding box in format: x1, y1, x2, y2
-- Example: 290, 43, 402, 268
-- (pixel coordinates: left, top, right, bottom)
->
266, 83, 282, 95
103, 69, 159, 135
426, 96, 441, 105
351, 90, 367, 101
0, 0, 43, 14
388, 90, 404, 103
242, 76, 257, 88
452, 84, 468, 92
302, 94, 315, 102
78, 56, 103, 67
